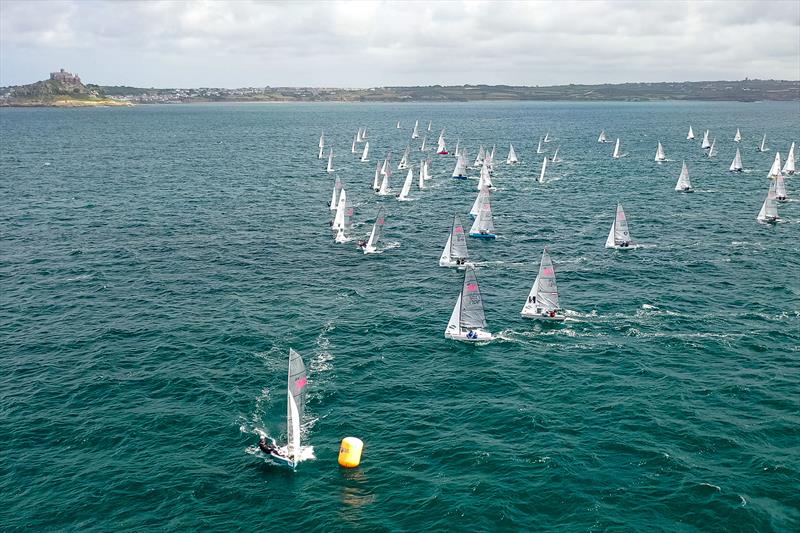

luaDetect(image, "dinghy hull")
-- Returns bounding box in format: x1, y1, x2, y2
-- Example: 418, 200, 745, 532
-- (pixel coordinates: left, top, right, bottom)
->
521, 309, 566, 321
445, 328, 494, 342
469, 232, 497, 239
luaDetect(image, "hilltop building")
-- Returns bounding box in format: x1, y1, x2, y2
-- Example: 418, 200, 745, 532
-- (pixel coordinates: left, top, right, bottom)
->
50, 69, 81, 85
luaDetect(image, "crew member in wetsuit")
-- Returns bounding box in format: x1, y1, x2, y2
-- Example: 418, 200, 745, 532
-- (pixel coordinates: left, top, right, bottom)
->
259, 436, 279, 455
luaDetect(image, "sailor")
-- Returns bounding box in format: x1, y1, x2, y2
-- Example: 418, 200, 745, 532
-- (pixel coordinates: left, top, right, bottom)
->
259, 436, 280, 456
357, 239, 367, 248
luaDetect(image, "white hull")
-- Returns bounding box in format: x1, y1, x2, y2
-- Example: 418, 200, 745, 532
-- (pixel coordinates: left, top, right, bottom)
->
362, 245, 378, 254
444, 328, 494, 342
521, 308, 566, 321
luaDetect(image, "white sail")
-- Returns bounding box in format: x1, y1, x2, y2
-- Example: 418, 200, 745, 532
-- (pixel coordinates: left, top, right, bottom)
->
783, 142, 796, 174
538, 156, 547, 183
446, 292, 461, 335
707, 138, 717, 158
775, 173, 788, 200
654, 141, 666, 162
605, 203, 633, 248
418, 161, 425, 190
420, 136, 427, 152
470, 186, 488, 218
687, 126, 695, 140
469, 193, 495, 236
330, 177, 342, 211
427, 120, 432, 132
452, 153, 467, 178
423, 158, 432, 180
332, 189, 347, 231
477, 163, 493, 190
768, 152, 782, 178
454, 139, 460, 157
440, 214, 469, 267
612, 138, 621, 159
544, 131, 552, 143
411, 120, 419, 139
537, 137, 544, 154
474, 146, 485, 167
318, 131, 325, 149
734, 128, 741, 142
675, 161, 693, 191
444, 267, 492, 341
326, 148, 334, 172
757, 181, 779, 222
521, 248, 562, 319
285, 348, 307, 466
398, 167, 414, 201
730, 148, 743, 172
506, 144, 518, 164
378, 168, 391, 196
598, 130, 608, 143
437, 133, 447, 154
398, 146, 410, 170
318, 145, 324, 159
335, 193, 354, 242
701, 130, 711, 149
759, 133, 767, 152
380, 155, 389, 177
373, 162, 381, 190
361, 127, 367, 140
396, 120, 401, 129
364, 206, 385, 253
351, 134, 357, 154
360, 142, 370, 162
550, 146, 560, 163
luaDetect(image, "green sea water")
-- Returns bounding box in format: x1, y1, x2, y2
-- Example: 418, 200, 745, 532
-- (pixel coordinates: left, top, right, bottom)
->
1, 101, 799, 531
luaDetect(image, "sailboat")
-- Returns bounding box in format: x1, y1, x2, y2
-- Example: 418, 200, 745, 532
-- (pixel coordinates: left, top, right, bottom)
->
334, 192, 354, 243
469, 185, 489, 218
420, 136, 427, 152
437, 129, 448, 155
360, 142, 370, 162
396, 120, 401, 129
329, 177, 342, 210
757, 181, 779, 223
454, 139, 461, 157
418, 161, 426, 190
427, 120, 432, 132
734, 128, 742, 143
768, 152, 782, 178
729, 148, 743, 172
411, 120, 419, 139
452, 153, 468, 179
397, 167, 414, 201
373, 162, 382, 190
444, 266, 493, 342
707, 137, 717, 158
326, 148, 334, 172
549, 146, 561, 163
521, 248, 565, 321
783, 142, 796, 175
536, 137, 545, 154
359, 206, 386, 254
612, 138, 622, 159
377, 167, 392, 196
351, 134, 358, 154
331, 189, 347, 232
701, 130, 711, 150
258, 348, 308, 469
477, 162, 494, 190
757, 133, 768, 152
506, 144, 519, 165
318, 131, 325, 159
687, 126, 695, 140
654, 141, 666, 162
398, 146, 410, 170
538, 157, 548, 183
605, 203, 635, 249
598, 130, 609, 143
423, 157, 433, 180
775, 174, 788, 201
474, 146, 485, 167
675, 161, 693, 192
469, 192, 496, 239
543, 131, 552, 143
439, 215, 470, 268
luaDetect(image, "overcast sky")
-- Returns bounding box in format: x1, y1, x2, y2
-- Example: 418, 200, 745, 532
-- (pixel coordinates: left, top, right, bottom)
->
1, 0, 798, 88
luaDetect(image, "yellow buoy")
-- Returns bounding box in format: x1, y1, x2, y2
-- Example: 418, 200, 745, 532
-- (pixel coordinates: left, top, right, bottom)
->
338, 437, 363, 468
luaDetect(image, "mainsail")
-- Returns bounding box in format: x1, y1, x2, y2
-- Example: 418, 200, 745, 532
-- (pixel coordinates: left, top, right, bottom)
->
286, 348, 307, 465
707, 138, 717, 158
734, 128, 742, 142
360, 142, 370, 162
507, 144, 518, 164
675, 161, 692, 191
366, 206, 386, 249
330, 177, 342, 211
757, 181, 779, 222
332, 189, 347, 231
524, 248, 560, 313
326, 148, 334, 172
539, 156, 547, 183
654, 141, 666, 162
537, 137, 544, 154
701, 130, 711, 149
470, 186, 488, 218
768, 152, 782, 178
411, 120, 419, 139
606, 203, 632, 248
612, 138, 621, 159
598, 130, 608, 143
398, 167, 413, 200
469, 193, 495, 235
784, 142, 796, 174
759, 133, 767, 152
687, 126, 695, 140
729, 148, 743, 172
460, 267, 487, 329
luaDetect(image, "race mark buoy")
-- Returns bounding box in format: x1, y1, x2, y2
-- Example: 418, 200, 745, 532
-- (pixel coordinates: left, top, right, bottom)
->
338, 437, 363, 468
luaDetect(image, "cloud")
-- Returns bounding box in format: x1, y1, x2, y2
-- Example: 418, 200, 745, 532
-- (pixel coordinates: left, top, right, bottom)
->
1, 0, 798, 87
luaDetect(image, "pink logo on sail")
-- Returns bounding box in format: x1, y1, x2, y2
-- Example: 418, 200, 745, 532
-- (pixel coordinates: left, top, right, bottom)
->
467, 283, 478, 292
378, 217, 384, 224
295, 377, 307, 389
542, 267, 554, 276
454, 226, 464, 233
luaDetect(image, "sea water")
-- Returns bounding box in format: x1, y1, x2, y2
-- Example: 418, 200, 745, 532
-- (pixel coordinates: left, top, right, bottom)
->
1, 101, 798, 530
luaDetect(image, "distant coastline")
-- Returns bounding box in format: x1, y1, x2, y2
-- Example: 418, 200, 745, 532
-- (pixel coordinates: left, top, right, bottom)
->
2, 73, 798, 107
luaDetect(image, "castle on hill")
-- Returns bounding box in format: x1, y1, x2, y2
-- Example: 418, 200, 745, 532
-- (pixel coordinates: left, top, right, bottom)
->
50, 68, 81, 85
